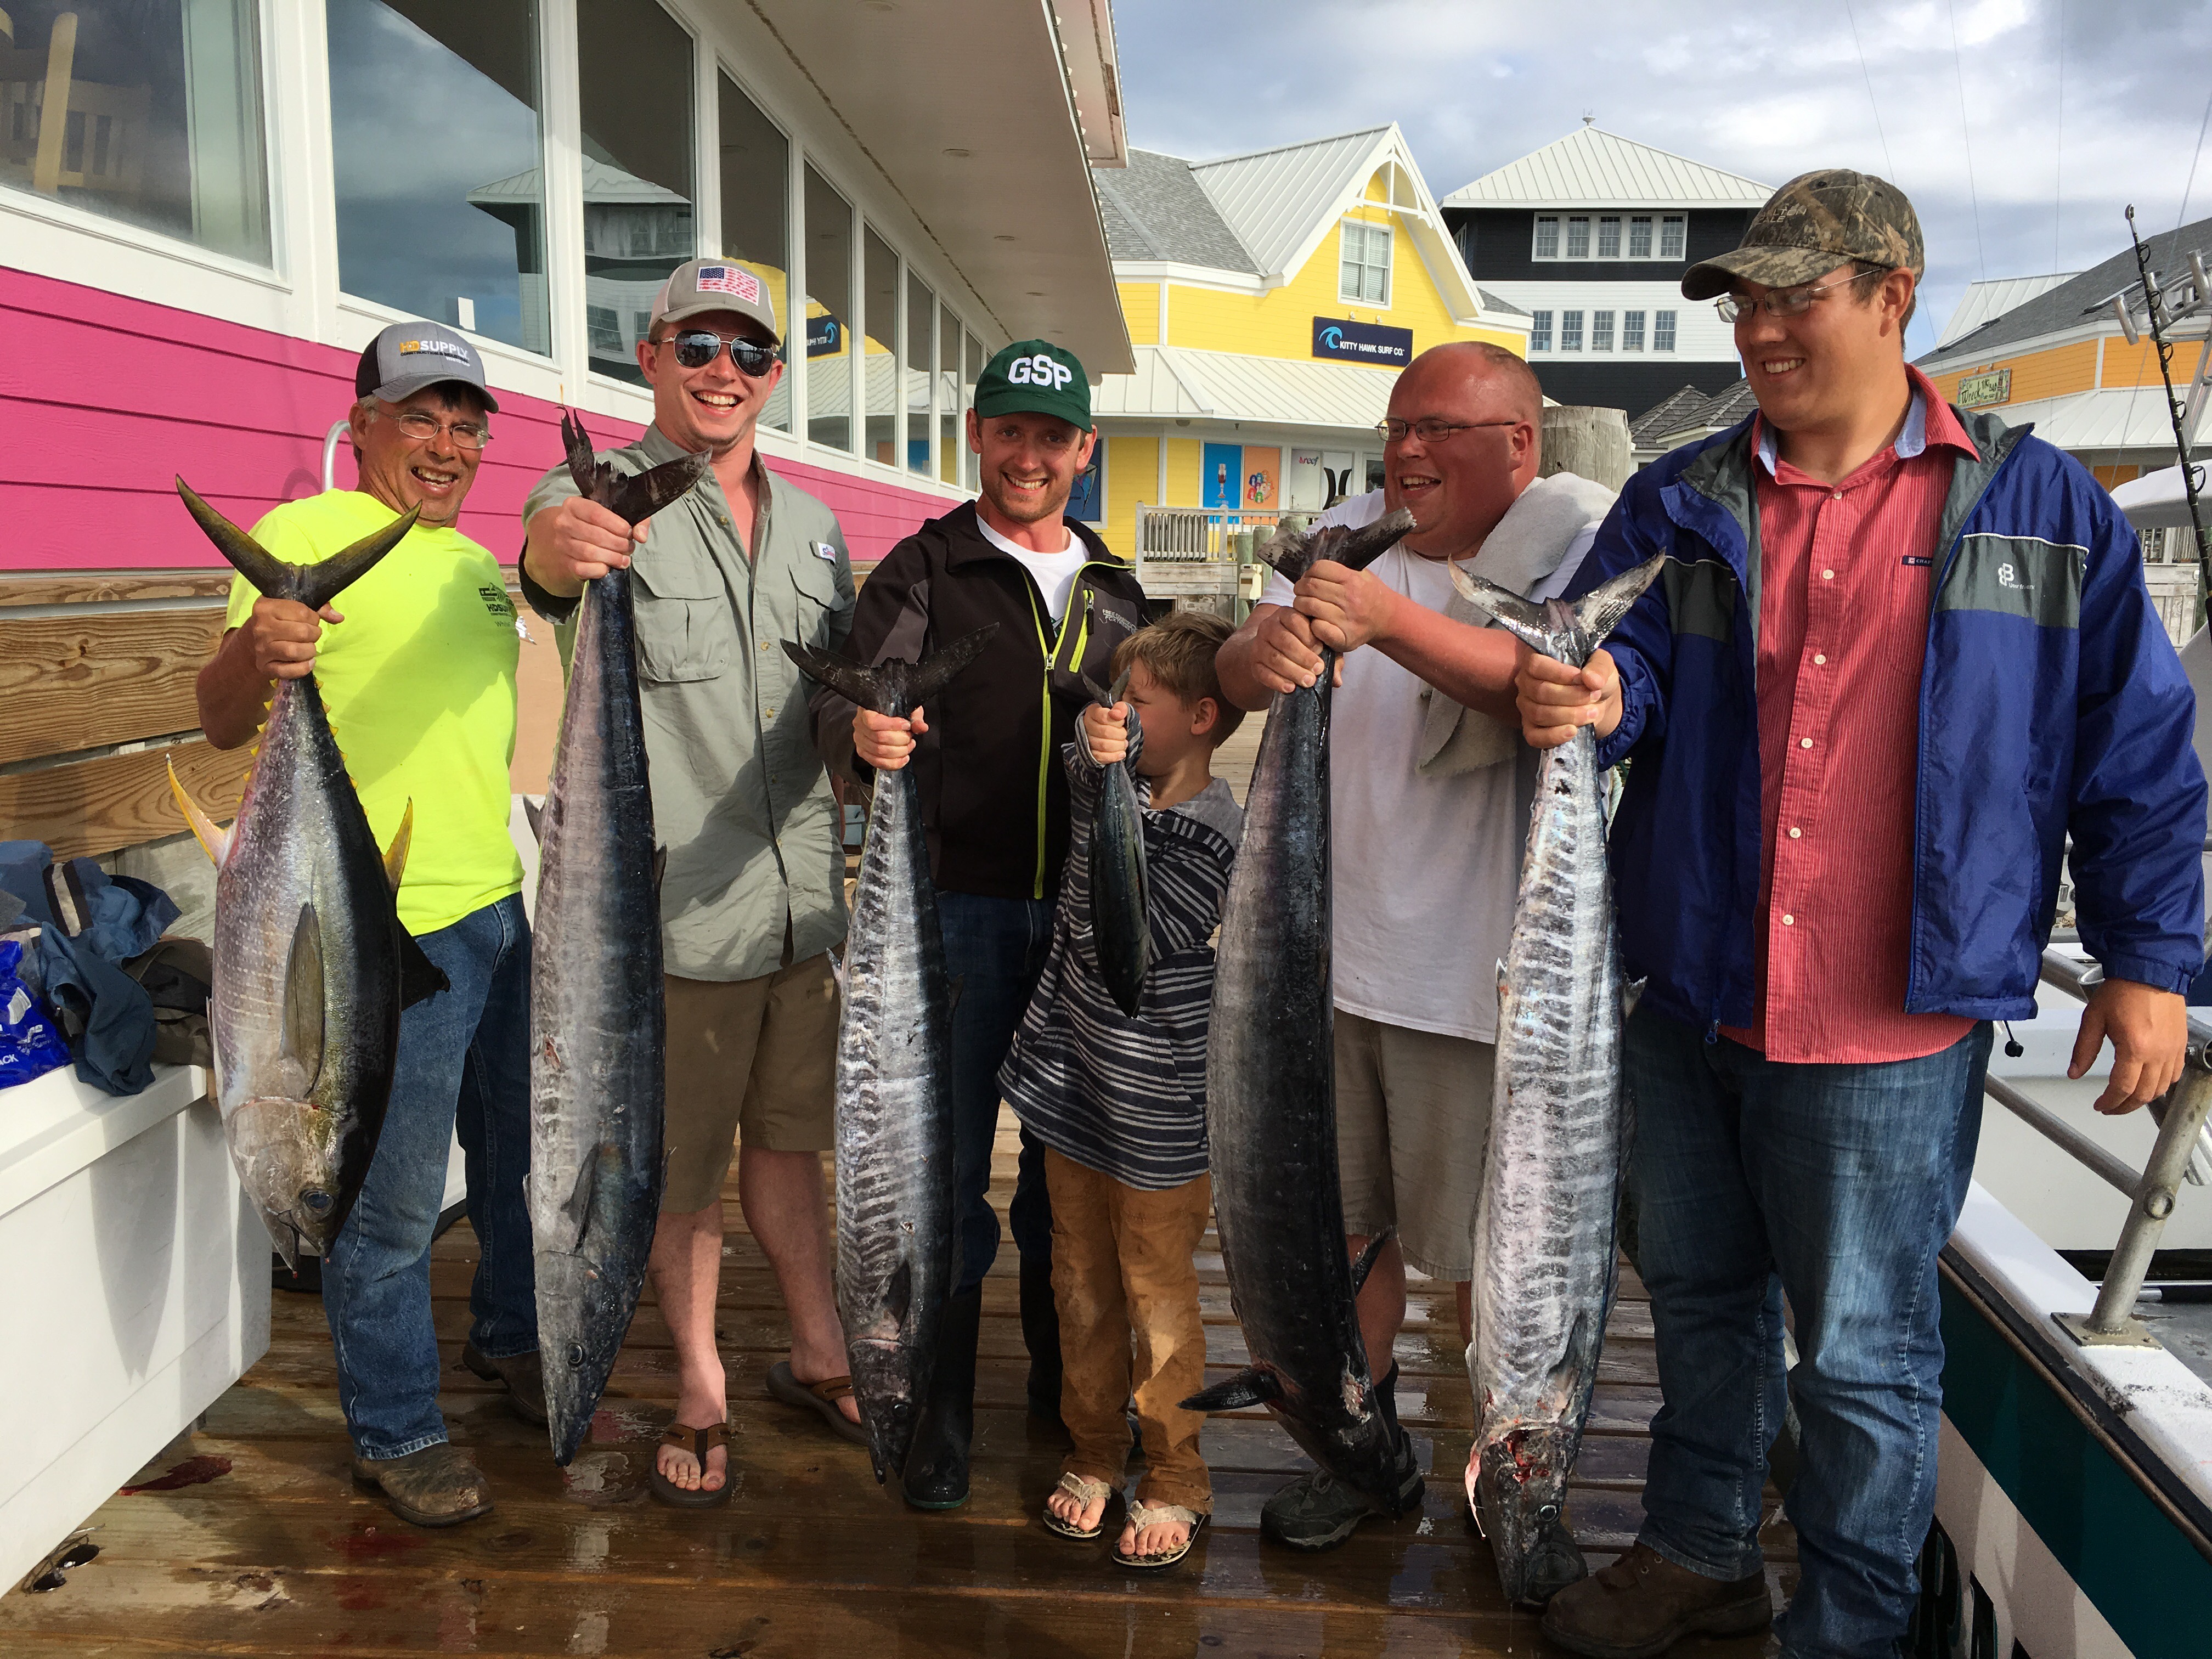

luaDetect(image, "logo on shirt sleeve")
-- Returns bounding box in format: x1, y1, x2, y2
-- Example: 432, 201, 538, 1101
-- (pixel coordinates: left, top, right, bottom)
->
479, 583, 517, 619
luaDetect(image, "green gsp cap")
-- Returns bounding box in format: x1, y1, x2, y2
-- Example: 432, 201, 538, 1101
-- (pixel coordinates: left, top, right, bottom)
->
974, 340, 1092, 432
1680, 168, 1924, 302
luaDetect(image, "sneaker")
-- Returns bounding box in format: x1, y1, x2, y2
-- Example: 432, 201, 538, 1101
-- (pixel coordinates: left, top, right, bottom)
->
1540, 1541, 1770, 1659
1259, 1450, 1422, 1553
351, 1443, 493, 1528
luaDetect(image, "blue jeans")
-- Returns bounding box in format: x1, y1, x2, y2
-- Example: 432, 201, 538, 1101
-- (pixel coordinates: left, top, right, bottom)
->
938, 891, 1054, 1297
1624, 1010, 1990, 1659
325, 894, 536, 1459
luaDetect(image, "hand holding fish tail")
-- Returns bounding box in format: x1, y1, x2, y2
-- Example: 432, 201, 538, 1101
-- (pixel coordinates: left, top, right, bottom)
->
1515, 642, 1621, 748
522, 494, 648, 599
853, 706, 928, 771
237, 596, 344, 680
1076, 699, 1132, 766
1245, 602, 1329, 694
1293, 558, 1402, 654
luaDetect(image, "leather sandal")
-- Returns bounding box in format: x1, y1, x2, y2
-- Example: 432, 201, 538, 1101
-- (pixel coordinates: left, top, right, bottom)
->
1041, 1471, 1115, 1541
765, 1359, 870, 1447
648, 1423, 733, 1509
1117, 1500, 1207, 1570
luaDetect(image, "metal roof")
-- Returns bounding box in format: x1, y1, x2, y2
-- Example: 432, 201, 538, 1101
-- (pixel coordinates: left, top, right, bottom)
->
1919, 216, 2212, 369
1444, 125, 1772, 210
1093, 150, 1257, 270
1190, 127, 1395, 280
1091, 344, 1400, 431
1981, 386, 2212, 453
1935, 273, 2082, 349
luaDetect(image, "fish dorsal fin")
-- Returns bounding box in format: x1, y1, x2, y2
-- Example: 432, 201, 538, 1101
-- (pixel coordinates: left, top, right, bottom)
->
883, 1257, 914, 1326
1570, 554, 1668, 649
1179, 1366, 1281, 1414
651, 845, 669, 896
1349, 1228, 1395, 1296
283, 902, 326, 1092
382, 800, 415, 893
167, 758, 232, 867
1623, 975, 1647, 1018
396, 922, 448, 1011
523, 797, 545, 843
1450, 565, 1555, 653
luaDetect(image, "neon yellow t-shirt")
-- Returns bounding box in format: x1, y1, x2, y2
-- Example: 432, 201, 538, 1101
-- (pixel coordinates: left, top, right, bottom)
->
225, 490, 523, 936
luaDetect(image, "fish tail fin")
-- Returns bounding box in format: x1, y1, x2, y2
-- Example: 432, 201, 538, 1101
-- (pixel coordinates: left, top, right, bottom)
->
1450, 565, 1555, 652
1255, 519, 1315, 582
1331, 507, 1417, 573
382, 801, 415, 893
174, 477, 304, 602
604, 450, 710, 526
167, 758, 231, 866
559, 407, 600, 498
1570, 554, 1669, 648
1350, 1228, 1395, 1296
1180, 1366, 1281, 1414
901, 625, 1000, 709
782, 641, 885, 710
292, 505, 421, 612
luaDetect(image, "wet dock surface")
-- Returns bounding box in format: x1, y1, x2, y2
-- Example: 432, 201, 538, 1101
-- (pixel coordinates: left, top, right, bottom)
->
1, 1117, 1797, 1655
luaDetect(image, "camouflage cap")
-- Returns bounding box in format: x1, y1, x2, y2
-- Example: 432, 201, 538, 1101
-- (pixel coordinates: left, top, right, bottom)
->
1680, 168, 1924, 301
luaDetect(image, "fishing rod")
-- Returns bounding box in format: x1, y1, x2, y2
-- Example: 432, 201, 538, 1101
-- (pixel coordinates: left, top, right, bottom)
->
2117, 205, 2212, 631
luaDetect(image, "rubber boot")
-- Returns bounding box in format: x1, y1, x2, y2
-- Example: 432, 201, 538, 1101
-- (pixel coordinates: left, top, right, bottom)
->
902, 1286, 983, 1510
1020, 1250, 1064, 1427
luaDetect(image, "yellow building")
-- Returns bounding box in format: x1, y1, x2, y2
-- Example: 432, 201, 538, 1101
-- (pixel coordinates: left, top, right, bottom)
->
1079, 125, 1530, 594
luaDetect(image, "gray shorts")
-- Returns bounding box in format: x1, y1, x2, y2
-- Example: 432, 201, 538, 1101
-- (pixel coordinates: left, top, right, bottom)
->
1334, 1010, 1495, 1280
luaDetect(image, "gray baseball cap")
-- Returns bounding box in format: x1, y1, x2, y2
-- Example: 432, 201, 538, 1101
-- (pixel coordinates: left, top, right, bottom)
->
650, 258, 781, 345
354, 321, 498, 411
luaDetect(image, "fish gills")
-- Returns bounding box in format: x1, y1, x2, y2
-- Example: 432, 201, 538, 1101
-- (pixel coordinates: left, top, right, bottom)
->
1452, 555, 1666, 1607
529, 411, 699, 1465
1084, 668, 1150, 1017
1189, 510, 1419, 1510
783, 627, 996, 1488
169, 478, 438, 1268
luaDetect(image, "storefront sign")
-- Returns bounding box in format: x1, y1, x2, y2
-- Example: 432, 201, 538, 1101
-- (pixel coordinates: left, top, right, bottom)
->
1957, 368, 2011, 409
1312, 317, 1412, 365
806, 314, 844, 357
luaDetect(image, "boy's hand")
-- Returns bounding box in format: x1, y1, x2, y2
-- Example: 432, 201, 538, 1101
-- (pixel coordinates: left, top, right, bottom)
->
1081, 701, 1132, 765
854, 706, 927, 772
1294, 560, 1398, 653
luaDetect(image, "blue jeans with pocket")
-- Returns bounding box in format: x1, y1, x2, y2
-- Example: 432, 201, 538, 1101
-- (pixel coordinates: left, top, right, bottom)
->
937, 891, 1055, 1298
324, 893, 537, 1459
1624, 1009, 1990, 1659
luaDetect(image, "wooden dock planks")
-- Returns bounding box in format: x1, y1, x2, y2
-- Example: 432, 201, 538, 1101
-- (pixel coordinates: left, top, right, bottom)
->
0, 1116, 1795, 1655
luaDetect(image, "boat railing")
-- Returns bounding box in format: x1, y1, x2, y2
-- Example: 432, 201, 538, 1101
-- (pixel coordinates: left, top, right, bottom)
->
1989, 947, 2212, 1348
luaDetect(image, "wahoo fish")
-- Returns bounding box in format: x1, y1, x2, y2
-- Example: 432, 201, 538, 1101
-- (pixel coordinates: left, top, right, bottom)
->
781, 627, 996, 1487
529, 410, 706, 1465
167, 478, 444, 1268
1450, 554, 1666, 1607
1085, 667, 1149, 1017
1183, 511, 1418, 1514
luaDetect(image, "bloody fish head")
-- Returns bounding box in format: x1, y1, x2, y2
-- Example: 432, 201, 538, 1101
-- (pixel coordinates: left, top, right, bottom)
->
1475, 1423, 1589, 1607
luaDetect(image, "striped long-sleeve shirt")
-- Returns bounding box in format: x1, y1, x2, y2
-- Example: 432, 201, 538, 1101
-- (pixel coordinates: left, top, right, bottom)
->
998, 721, 1242, 1190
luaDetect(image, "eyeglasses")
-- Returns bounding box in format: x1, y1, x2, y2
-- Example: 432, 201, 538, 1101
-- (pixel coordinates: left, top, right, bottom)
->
1374, 417, 1522, 444
376, 408, 491, 450
1716, 268, 1886, 323
658, 330, 780, 376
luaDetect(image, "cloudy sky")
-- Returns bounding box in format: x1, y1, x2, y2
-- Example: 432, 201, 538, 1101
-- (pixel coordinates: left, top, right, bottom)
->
1111, 0, 2212, 358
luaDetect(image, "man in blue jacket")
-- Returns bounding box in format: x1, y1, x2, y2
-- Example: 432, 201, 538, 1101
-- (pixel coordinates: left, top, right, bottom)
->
1518, 173, 2204, 1659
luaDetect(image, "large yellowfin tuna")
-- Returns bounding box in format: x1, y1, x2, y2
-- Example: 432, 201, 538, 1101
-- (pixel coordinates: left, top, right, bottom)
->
168, 478, 447, 1268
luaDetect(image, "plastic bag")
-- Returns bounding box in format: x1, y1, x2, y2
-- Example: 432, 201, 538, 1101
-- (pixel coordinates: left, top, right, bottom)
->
0, 938, 70, 1088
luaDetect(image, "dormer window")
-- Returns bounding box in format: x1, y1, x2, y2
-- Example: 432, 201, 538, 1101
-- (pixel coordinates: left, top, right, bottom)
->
1340, 219, 1392, 305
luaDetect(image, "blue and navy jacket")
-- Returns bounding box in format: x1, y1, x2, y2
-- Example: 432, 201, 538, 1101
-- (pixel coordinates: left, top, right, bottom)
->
1573, 403, 2206, 1034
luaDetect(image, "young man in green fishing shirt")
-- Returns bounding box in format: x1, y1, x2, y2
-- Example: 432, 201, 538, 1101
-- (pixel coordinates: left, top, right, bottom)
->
196, 321, 538, 1529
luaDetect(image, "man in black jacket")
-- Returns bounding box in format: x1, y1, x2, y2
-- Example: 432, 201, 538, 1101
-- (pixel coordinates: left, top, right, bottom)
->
810, 340, 1146, 1509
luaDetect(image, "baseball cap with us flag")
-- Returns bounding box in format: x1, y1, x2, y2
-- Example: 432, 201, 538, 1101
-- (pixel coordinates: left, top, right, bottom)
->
356, 320, 498, 411
649, 257, 780, 346
973, 340, 1092, 432
1680, 168, 1925, 302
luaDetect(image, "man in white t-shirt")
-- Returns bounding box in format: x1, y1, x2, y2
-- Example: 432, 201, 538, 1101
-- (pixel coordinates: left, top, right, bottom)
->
1215, 341, 1617, 1551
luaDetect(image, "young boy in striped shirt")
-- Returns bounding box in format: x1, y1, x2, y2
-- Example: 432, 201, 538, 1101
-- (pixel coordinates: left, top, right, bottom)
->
998, 610, 1245, 1572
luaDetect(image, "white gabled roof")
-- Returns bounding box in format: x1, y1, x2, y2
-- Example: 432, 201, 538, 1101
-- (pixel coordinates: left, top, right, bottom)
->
1445, 125, 1771, 210
1936, 272, 2083, 348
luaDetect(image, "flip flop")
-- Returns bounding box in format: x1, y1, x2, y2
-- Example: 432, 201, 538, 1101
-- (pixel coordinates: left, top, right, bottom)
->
1041, 1471, 1115, 1541
1116, 1500, 1207, 1570
648, 1422, 733, 1508
765, 1361, 870, 1447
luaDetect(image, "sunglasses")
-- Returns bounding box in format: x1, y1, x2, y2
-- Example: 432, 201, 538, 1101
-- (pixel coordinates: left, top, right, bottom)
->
659, 330, 780, 376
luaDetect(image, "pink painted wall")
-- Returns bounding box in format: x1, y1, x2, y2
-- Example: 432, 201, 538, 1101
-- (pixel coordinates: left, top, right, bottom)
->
0, 264, 960, 572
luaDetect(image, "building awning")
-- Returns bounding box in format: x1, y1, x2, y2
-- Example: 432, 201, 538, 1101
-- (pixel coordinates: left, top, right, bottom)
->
1985, 386, 2212, 455
1092, 345, 1400, 433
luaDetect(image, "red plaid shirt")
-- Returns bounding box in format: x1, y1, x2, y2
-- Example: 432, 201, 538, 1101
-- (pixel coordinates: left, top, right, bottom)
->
1720, 366, 1980, 1063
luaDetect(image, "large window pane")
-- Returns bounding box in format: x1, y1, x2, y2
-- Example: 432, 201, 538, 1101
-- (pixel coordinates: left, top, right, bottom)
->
906, 272, 933, 475
862, 225, 897, 466
577, 0, 692, 385
938, 303, 960, 485
963, 332, 982, 490
803, 163, 851, 451
330, 1, 545, 353
0, 1, 269, 262
718, 71, 787, 432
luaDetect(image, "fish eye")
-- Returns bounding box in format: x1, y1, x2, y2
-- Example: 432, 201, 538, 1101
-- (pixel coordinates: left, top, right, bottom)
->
1538, 1504, 1559, 1521
568, 1342, 586, 1368
301, 1189, 334, 1215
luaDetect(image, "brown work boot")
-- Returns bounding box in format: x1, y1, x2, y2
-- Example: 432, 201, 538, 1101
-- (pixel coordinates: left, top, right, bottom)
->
1541, 1541, 1769, 1659
462, 1343, 548, 1426
352, 1443, 493, 1528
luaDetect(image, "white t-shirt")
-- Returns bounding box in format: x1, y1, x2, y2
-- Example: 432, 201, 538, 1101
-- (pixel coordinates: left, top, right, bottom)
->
1258, 490, 1596, 1043
978, 516, 1088, 623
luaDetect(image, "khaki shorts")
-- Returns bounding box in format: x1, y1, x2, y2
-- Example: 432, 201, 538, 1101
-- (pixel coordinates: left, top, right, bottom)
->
662, 956, 838, 1212
1334, 1010, 1495, 1280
